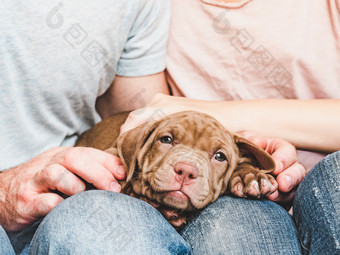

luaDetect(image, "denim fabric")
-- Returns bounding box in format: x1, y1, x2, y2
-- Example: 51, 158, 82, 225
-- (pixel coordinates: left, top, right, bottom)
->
9, 191, 300, 255
181, 196, 301, 255
28, 191, 191, 255
7, 219, 41, 255
294, 151, 340, 254
3, 152, 340, 254
0, 225, 15, 255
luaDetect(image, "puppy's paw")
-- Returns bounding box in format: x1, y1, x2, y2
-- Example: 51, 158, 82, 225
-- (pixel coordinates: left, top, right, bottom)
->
169, 216, 187, 230
229, 164, 278, 198
158, 207, 187, 230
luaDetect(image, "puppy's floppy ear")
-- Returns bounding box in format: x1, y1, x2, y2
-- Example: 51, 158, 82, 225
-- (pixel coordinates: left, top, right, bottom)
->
234, 135, 275, 173
104, 147, 119, 157
116, 121, 160, 183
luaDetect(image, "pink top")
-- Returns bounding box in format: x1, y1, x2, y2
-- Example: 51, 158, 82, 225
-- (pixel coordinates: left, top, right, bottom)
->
167, 0, 340, 100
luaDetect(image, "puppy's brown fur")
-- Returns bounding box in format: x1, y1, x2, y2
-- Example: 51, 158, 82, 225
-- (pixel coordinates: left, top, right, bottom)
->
77, 111, 276, 227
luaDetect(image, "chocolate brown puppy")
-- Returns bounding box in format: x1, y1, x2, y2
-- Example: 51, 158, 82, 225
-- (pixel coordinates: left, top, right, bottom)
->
76, 111, 277, 228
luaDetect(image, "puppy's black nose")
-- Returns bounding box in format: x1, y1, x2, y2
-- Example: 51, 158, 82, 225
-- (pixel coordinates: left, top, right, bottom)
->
174, 162, 198, 184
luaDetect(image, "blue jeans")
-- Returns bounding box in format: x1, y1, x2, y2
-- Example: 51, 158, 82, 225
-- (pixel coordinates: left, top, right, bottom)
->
293, 151, 340, 254
2, 151, 339, 255
0, 225, 15, 255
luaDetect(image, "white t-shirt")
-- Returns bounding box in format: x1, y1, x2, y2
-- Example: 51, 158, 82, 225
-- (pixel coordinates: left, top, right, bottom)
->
0, 0, 170, 170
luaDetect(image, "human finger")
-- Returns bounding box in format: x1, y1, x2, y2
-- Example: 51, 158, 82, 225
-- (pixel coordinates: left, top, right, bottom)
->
265, 139, 298, 176
90, 150, 126, 181
275, 162, 307, 193
69, 147, 126, 181
34, 164, 86, 196
54, 148, 124, 192
236, 132, 298, 175
267, 188, 296, 207
30, 193, 65, 218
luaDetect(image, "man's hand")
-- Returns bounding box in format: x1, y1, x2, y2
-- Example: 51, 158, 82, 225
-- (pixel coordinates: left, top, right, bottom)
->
0, 147, 126, 232
238, 131, 307, 207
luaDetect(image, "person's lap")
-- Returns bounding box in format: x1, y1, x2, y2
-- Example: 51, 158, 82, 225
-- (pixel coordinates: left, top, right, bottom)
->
5, 193, 299, 255
293, 150, 340, 254
0, 224, 15, 255
3, 151, 339, 255
181, 196, 300, 254
24, 191, 190, 255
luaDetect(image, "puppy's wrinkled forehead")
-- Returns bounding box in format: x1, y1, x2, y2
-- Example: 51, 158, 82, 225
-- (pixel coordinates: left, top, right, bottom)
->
155, 111, 233, 148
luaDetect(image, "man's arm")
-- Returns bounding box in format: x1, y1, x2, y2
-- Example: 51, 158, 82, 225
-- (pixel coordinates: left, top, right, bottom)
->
96, 72, 169, 118
95, 0, 171, 118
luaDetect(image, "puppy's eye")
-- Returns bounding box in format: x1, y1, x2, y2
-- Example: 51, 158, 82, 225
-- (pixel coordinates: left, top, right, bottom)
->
214, 152, 227, 162
160, 136, 173, 144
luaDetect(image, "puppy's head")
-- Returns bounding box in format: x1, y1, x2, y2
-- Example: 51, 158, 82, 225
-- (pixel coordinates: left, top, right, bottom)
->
117, 111, 274, 211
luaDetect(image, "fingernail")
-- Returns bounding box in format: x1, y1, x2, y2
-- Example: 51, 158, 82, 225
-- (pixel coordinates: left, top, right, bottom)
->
285, 175, 292, 190
110, 181, 121, 193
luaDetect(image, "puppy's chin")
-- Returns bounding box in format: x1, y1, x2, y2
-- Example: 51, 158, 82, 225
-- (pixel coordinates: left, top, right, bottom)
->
162, 191, 189, 209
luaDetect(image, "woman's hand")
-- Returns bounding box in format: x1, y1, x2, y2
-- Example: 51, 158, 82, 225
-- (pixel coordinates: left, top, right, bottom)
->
238, 131, 307, 207
120, 94, 188, 134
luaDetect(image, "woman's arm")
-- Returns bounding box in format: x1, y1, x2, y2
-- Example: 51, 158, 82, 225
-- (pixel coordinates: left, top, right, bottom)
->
207, 98, 340, 153
122, 94, 340, 153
